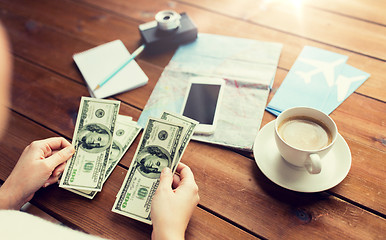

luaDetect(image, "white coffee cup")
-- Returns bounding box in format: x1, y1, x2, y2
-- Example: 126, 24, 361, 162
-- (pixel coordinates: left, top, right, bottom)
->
274, 107, 338, 174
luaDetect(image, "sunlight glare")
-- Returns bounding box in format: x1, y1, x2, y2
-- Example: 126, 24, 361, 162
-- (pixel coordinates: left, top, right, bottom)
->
290, 0, 303, 9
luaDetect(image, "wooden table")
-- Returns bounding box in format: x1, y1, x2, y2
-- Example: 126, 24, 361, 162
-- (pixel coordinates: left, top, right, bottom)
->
0, 0, 385, 239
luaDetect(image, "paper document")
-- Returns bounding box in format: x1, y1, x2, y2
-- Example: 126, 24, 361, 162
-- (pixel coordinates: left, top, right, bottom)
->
73, 40, 148, 99
266, 46, 370, 116
138, 33, 282, 151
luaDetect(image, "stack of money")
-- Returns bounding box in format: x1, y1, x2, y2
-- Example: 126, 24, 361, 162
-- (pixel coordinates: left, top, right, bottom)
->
59, 97, 141, 199
112, 112, 197, 224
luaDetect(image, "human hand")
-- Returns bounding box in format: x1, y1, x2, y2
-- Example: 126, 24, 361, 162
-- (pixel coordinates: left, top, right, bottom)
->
0, 137, 75, 210
151, 162, 199, 240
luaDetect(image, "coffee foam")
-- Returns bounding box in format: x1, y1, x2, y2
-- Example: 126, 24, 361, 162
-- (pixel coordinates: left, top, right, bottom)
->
278, 118, 331, 151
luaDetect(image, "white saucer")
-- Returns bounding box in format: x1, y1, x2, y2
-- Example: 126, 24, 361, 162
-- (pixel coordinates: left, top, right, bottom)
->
253, 120, 351, 193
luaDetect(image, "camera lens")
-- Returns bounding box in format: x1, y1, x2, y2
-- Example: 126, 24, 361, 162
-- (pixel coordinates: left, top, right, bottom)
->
155, 10, 181, 31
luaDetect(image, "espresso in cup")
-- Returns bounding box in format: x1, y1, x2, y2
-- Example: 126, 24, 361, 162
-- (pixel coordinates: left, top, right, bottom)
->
278, 116, 333, 151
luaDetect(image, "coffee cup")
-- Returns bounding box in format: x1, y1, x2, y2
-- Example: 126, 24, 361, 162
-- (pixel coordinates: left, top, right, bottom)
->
274, 107, 338, 174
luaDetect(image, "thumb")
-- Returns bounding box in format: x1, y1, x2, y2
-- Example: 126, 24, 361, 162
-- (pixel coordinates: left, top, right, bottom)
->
157, 167, 173, 191
46, 145, 75, 169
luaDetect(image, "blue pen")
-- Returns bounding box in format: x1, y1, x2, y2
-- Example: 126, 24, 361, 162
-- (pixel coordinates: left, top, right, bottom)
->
93, 44, 146, 91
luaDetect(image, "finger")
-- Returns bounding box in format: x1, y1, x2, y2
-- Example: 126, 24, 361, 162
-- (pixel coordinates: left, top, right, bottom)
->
176, 162, 195, 182
52, 161, 66, 177
30, 137, 71, 158
157, 167, 173, 191
45, 145, 75, 169
43, 137, 72, 153
43, 175, 60, 188
175, 163, 198, 193
172, 173, 181, 189
175, 162, 187, 173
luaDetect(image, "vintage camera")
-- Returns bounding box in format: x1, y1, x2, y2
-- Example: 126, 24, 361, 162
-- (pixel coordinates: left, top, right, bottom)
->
139, 10, 198, 53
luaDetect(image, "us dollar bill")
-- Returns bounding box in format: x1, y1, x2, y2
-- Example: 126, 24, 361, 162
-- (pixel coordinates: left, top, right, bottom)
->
160, 111, 198, 172
104, 115, 141, 181
66, 115, 141, 199
59, 97, 120, 192
112, 117, 184, 224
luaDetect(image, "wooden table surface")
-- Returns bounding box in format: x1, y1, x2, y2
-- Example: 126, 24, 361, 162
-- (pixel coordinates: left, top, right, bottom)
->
0, 0, 385, 239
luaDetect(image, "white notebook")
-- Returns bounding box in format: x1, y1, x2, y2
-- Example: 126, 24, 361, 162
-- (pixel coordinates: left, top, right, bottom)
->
73, 40, 148, 99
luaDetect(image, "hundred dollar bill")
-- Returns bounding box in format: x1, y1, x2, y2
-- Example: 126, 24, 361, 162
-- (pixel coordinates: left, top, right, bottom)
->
160, 111, 198, 172
112, 117, 184, 224
113, 112, 194, 199
66, 115, 141, 199
59, 97, 120, 192
104, 115, 141, 181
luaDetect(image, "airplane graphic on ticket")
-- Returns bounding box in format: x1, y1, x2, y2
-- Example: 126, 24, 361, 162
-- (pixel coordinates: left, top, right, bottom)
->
266, 46, 370, 115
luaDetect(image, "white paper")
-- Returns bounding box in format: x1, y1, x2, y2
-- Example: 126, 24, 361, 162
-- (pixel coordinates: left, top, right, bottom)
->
73, 40, 148, 99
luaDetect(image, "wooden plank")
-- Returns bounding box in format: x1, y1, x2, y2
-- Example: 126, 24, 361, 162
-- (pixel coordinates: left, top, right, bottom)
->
331, 138, 386, 214
0, 0, 175, 70
299, 0, 386, 25
34, 166, 260, 240
2, 0, 385, 217
9, 38, 385, 161
4, 113, 382, 239
76, 0, 386, 102
178, 0, 386, 60
0, 0, 385, 136
6, 51, 386, 238
158, 141, 385, 239
2, 93, 385, 240
0, 113, 58, 180
9, 57, 143, 159
21, 203, 62, 225
9, 52, 386, 218
0, 1, 385, 238
0, 113, 259, 240
0, 0, 384, 102
0, 1, 161, 109
0, 0, 143, 51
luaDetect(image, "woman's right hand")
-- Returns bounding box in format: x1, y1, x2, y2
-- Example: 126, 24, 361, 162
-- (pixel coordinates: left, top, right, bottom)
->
151, 162, 199, 240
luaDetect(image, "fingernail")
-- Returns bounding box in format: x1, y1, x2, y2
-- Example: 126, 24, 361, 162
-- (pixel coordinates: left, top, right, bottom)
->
56, 172, 62, 177
162, 167, 171, 174
65, 146, 75, 154
43, 183, 50, 188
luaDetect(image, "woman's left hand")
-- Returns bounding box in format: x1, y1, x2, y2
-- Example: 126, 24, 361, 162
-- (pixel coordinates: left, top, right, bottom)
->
0, 137, 75, 210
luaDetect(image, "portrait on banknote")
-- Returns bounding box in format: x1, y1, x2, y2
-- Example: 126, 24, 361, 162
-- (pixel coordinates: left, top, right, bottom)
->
76, 123, 112, 153
110, 141, 123, 161
135, 145, 171, 179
